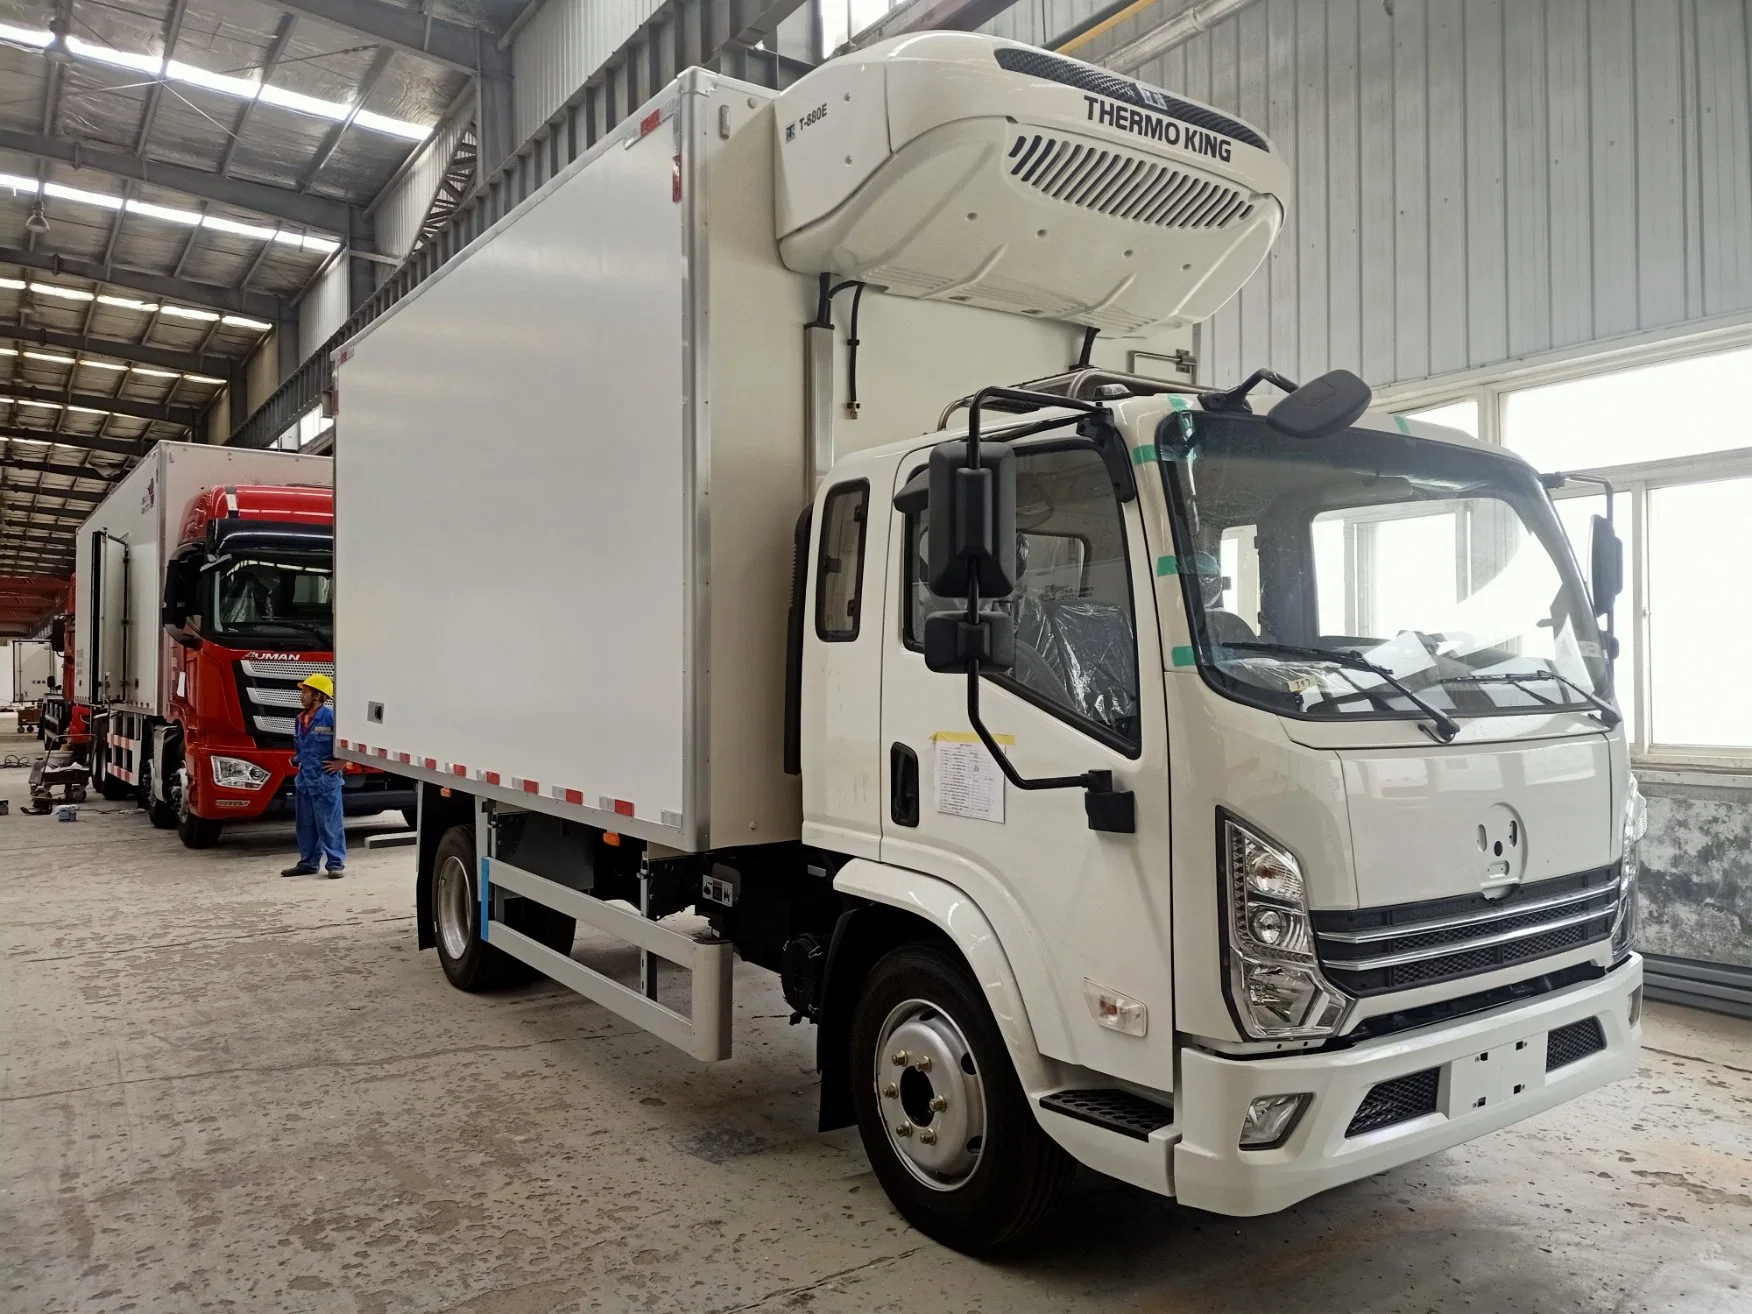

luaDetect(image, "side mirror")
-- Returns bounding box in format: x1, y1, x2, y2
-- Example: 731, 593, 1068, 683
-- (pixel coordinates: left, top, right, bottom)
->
161, 544, 206, 630
1589, 515, 1623, 616
926, 438, 1017, 598
1266, 369, 1373, 441
48, 615, 66, 654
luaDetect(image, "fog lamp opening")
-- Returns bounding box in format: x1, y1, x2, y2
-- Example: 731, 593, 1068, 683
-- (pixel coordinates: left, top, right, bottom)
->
1239, 1093, 1311, 1150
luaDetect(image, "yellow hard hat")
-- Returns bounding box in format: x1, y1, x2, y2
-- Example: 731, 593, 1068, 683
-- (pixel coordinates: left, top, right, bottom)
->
300, 672, 335, 698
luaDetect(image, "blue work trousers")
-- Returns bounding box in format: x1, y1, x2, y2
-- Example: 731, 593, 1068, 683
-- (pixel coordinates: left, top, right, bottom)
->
295, 773, 346, 870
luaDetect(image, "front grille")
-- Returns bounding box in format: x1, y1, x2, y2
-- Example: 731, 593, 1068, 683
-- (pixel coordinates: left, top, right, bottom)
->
233, 662, 329, 748
993, 46, 1269, 151
1007, 133, 1255, 230
1314, 866, 1620, 996
241, 658, 333, 680
1346, 1068, 1440, 1137
1545, 1017, 1607, 1071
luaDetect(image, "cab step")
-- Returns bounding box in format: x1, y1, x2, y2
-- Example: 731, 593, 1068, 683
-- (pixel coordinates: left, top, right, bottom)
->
1038, 1088, 1175, 1140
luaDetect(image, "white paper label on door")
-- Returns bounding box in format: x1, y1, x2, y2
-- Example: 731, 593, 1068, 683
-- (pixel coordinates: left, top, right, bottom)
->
933, 732, 1009, 824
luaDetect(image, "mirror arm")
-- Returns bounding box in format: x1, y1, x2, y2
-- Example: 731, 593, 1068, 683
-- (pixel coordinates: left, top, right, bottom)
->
1553, 470, 1621, 658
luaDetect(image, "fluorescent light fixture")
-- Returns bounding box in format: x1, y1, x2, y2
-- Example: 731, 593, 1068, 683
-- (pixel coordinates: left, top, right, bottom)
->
77, 360, 128, 372
44, 182, 122, 210
258, 84, 349, 121
0, 22, 54, 47
66, 34, 162, 75
186, 374, 226, 385
96, 294, 159, 312
165, 59, 260, 98
203, 214, 279, 242
65, 405, 109, 415
355, 110, 432, 142
24, 351, 77, 365
27, 283, 94, 302
130, 367, 180, 378
221, 315, 273, 331
0, 172, 39, 192
0, 276, 25, 290
127, 199, 201, 226
159, 305, 220, 323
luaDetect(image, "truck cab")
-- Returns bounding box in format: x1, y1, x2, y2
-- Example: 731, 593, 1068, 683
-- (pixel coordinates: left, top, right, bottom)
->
801, 377, 1640, 1221
156, 482, 413, 845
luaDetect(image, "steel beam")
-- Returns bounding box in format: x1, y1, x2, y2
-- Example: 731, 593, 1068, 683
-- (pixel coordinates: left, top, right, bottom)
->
261, 0, 506, 75
2, 380, 198, 427
301, 47, 395, 192
0, 426, 143, 458
0, 247, 283, 320
0, 128, 357, 236
0, 454, 121, 483
1, 322, 224, 376
0, 477, 106, 503
135, 0, 193, 154
219, 16, 298, 179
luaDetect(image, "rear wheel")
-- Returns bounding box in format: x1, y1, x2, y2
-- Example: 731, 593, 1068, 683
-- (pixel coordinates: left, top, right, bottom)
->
432, 824, 576, 990
849, 944, 1074, 1254
176, 767, 224, 849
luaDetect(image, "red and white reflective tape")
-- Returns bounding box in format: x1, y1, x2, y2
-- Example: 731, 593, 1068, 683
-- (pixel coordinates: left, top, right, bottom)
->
108, 763, 137, 784
107, 733, 140, 751
334, 745, 609, 815
511, 777, 541, 795
551, 786, 585, 805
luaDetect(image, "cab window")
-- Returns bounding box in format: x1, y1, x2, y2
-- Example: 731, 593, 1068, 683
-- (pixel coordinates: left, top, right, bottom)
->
904, 443, 1141, 753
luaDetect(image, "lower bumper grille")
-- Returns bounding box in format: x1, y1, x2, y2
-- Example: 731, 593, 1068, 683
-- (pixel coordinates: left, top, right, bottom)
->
1346, 1067, 1440, 1137
1545, 1017, 1607, 1071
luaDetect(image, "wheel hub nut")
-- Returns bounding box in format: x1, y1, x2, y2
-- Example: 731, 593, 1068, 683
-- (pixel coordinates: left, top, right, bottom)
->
928, 1095, 948, 1112
917, 1128, 938, 1146
915, 1055, 932, 1073
895, 1121, 913, 1138
882, 1083, 898, 1099
890, 1051, 909, 1067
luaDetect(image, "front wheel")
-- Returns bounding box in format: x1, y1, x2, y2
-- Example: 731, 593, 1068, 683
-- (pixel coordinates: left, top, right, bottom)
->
849, 945, 1074, 1254
176, 768, 223, 849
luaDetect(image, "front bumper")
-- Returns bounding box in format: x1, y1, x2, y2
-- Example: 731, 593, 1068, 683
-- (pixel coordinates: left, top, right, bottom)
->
190, 746, 414, 821
1173, 956, 1642, 1216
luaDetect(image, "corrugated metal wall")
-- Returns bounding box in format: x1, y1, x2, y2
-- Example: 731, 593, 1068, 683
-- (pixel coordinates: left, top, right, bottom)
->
298, 255, 351, 362
1100, 0, 1752, 390
373, 106, 473, 262
512, 0, 665, 144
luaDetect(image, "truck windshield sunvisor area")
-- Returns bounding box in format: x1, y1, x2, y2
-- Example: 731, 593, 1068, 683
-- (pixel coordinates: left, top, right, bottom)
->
206, 537, 334, 646
1157, 414, 1611, 724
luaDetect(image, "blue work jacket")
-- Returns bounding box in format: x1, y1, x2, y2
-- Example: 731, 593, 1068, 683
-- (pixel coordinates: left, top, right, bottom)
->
292, 702, 341, 791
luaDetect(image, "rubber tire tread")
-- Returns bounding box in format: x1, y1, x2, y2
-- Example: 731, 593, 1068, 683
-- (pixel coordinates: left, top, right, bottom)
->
430, 826, 576, 990
848, 944, 1074, 1255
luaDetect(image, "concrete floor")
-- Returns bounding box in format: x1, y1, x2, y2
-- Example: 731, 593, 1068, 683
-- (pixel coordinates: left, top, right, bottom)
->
1, 737, 1750, 1314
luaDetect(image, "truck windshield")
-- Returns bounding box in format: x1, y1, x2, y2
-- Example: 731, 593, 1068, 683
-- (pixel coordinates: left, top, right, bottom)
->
207, 544, 334, 646
1157, 412, 1611, 725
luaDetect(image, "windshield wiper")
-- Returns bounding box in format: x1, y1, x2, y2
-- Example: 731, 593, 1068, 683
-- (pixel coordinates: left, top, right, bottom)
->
1447, 671, 1621, 728
1215, 640, 1462, 744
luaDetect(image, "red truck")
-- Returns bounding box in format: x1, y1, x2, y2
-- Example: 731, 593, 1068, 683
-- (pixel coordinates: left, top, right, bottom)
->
73, 442, 413, 846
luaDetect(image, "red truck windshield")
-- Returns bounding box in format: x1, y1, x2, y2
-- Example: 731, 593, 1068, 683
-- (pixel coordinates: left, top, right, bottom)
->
208, 544, 334, 647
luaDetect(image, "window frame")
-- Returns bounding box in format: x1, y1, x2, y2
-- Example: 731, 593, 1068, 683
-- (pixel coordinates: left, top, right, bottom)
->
814, 479, 870, 644
899, 438, 1145, 758
1378, 326, 1752, 769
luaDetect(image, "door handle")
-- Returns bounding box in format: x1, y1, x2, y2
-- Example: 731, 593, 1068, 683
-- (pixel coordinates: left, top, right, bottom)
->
890, 742, 919, 827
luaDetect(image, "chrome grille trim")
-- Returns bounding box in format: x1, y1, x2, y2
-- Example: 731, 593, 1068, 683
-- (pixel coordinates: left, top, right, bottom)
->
1322, 903, 1620, 974
254, 715, 296, 735
248, 687, 304, 708
1318, 877, 1622, 945
241, 659, 333, 679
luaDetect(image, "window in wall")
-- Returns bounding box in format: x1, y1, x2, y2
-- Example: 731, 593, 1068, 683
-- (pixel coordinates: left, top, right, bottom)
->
1402, 398, 1480, 438
906, 443, 1140, 749
1504, 342, 1752, 470
815, 480, 869, 641
818, 0, 905, 53
1647, 477, 1752, 748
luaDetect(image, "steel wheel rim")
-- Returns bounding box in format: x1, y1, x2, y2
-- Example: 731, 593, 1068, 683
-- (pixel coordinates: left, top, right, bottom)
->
435, 855, 474, 961
872, 997, 987, 1192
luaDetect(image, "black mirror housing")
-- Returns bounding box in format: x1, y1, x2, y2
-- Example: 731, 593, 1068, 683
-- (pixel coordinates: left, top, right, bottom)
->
1266, 369, 1373, 441
927, 439, 1017, 598
923, 610, 1015, 675
161, 543, 207, 629
1589, 515, 1623, 616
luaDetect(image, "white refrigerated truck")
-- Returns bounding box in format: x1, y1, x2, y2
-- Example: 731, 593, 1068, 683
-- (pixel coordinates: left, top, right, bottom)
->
8, 640, 56, 707
334, 33, 1644, 1252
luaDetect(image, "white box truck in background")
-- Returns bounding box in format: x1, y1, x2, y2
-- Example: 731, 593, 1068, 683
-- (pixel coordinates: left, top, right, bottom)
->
334, 34, 1642, 1252
8, 640, 56, 707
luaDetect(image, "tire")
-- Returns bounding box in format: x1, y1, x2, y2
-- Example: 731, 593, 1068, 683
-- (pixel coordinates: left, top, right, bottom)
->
849, 944, 1074, 1255
432, 824, 576, 991
176, 768, 224, 849
97, 769, 132, 801
146, 753, 179, 830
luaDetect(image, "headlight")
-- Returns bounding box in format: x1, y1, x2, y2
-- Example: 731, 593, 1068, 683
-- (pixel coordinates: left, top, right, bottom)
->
1222, 816, 1351, 1039
1613, 775, 1646, 958
211, 756, 271, 791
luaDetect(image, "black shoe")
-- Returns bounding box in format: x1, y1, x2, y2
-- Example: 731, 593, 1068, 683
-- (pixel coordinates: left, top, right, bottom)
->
325, 865, 345, 879
281, 864, 318, 877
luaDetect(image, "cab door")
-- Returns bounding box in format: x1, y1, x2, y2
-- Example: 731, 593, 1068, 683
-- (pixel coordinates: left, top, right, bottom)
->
877, 436, 1176, 1092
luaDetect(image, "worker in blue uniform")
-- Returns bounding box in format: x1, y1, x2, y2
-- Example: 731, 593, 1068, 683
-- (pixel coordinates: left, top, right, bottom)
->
281, 672, 347, 878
